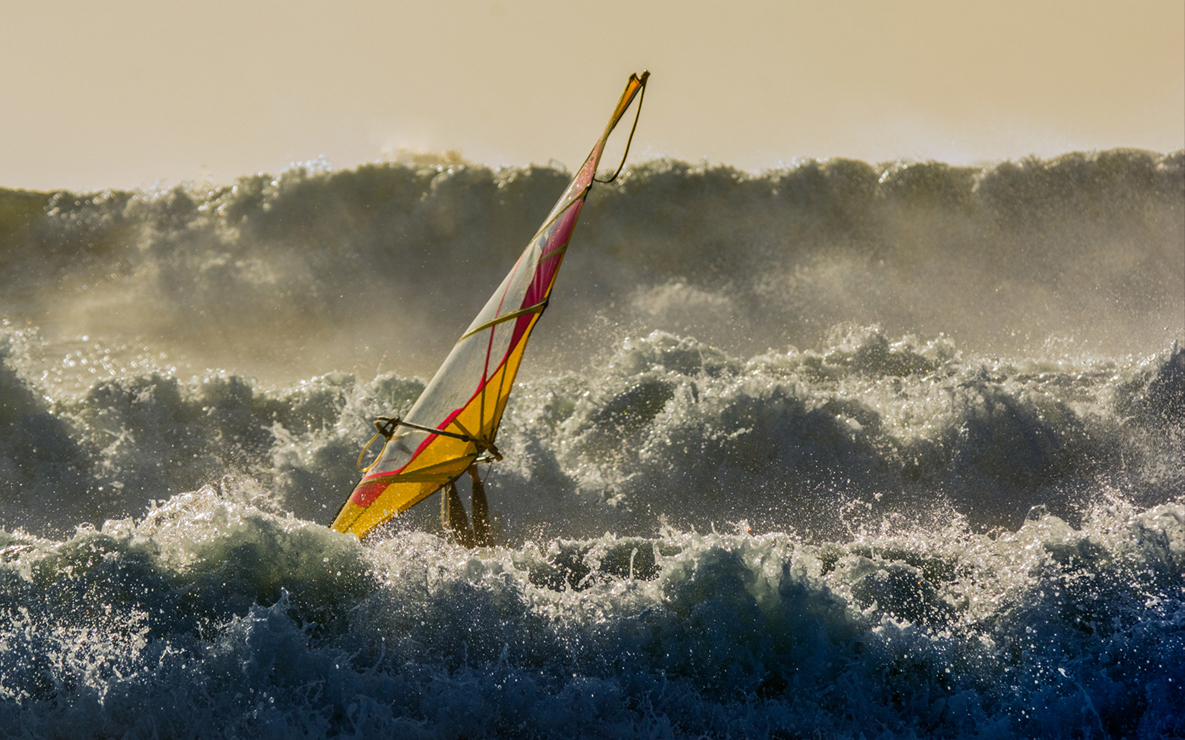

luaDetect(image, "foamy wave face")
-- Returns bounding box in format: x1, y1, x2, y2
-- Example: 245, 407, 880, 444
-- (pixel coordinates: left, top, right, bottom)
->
3, 321, 1180, 543
491, 330, 1182, 541
0, 482, 1180, 738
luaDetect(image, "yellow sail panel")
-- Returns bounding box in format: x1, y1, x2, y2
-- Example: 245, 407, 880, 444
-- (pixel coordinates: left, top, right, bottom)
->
332, 72, 647, 539
331, 310, 545, 537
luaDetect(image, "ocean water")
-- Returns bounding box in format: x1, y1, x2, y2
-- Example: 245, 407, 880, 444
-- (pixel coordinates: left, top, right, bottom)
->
0, 149, 1182, 738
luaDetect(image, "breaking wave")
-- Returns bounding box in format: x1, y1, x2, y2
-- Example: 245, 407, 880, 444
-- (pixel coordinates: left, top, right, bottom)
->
0, 484, 1181, 738
0, 149, 1182, 737
1, 148, 1181, 381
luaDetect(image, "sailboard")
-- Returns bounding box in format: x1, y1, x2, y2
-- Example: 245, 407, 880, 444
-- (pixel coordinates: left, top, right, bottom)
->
331, 71, 649, 539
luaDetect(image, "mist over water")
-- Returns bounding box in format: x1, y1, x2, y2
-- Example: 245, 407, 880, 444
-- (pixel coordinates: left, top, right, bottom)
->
0, 149, 1182, 737
3, 148, 1181, 383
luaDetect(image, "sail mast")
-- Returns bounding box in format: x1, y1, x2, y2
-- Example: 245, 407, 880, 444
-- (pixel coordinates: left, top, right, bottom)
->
330, 72, 648, 539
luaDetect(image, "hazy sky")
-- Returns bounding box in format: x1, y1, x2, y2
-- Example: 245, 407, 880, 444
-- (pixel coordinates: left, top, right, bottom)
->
3, 1, 1183, 192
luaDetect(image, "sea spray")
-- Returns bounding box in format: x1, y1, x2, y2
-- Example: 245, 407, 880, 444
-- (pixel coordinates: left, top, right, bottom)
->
0, 149, 1181, 737
2, 149, 1180, 382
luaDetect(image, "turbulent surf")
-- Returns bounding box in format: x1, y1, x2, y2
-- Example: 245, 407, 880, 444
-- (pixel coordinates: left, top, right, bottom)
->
0, 145, 1181, 737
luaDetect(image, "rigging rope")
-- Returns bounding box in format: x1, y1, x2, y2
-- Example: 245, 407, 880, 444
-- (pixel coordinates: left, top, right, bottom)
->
594, 72, 648, 184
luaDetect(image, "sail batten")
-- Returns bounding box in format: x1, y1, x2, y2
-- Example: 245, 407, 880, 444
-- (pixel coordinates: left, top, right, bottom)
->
330, 72, 648, 539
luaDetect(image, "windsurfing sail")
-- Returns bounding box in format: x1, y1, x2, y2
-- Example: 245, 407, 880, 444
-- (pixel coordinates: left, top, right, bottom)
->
331, 71, 649, 539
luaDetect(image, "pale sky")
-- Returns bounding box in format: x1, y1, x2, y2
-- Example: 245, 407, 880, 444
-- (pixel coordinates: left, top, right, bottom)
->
3, 0, 1183, 192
